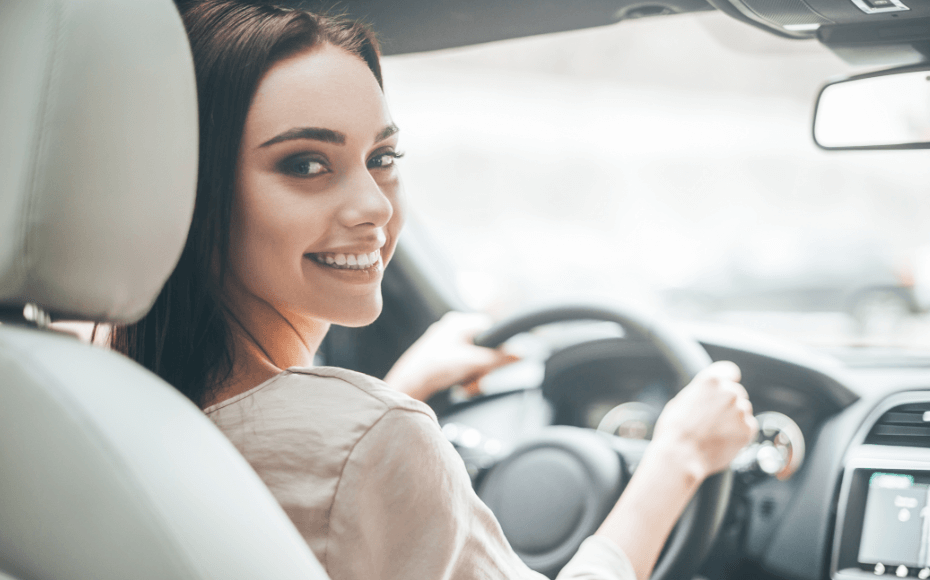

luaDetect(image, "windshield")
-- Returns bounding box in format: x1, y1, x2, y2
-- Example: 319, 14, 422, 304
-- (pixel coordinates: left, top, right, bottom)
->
382, 13, 930, 351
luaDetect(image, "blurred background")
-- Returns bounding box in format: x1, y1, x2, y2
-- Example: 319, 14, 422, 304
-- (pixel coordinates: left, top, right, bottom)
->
381, 11, 930, 351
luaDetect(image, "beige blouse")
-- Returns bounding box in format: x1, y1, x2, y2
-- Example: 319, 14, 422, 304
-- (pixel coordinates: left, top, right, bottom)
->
205, 366, 635, 580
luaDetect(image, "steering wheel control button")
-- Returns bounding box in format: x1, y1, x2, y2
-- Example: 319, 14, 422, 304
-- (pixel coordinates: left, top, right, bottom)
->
478, 427, 623, 576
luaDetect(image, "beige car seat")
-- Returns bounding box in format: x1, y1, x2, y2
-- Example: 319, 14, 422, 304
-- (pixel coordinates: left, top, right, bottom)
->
0, 0, 330, 578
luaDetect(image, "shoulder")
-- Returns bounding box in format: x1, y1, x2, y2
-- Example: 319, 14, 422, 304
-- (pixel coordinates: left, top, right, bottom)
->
205, 366, 438, 454
202, 367, 445, 566
291, 366, 437, 420
206, 365, 435, 419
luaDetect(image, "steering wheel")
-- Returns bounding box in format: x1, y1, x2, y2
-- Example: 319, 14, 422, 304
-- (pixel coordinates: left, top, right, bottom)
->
467, 303, 733, 580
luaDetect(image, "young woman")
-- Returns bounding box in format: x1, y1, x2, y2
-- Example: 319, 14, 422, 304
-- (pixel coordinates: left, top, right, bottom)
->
114, 2, 758, 579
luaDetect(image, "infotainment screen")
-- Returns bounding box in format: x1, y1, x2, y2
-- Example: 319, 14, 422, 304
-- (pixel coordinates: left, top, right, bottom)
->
858, 472, 930, 572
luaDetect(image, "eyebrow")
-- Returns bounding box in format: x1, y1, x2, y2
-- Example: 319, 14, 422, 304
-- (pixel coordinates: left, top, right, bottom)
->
375, 124, 400, 142
259, 124, 400, 148
259, 127, 344, 148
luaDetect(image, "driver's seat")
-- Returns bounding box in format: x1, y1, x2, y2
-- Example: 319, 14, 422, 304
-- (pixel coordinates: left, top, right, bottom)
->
0, 0, 330, 579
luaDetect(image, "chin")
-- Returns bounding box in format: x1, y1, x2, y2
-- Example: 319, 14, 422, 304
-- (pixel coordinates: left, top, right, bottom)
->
327, 297, 383, 328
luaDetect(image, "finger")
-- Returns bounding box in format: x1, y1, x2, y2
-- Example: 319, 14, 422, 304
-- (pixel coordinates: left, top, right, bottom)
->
444, 349, 520, 388
735, 395, 754, 416
470, 348, 520, 374
722, 379, 750, 401
743, 411, 760, 439
699, 360, 741, 384
439, 311, 494, 336
462, 379, 482, 397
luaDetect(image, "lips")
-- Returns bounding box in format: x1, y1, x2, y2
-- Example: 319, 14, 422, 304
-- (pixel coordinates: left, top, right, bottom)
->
306, 249, 382, 270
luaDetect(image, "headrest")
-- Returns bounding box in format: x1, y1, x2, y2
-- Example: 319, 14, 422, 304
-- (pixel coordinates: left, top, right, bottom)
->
0, 0, 198, 323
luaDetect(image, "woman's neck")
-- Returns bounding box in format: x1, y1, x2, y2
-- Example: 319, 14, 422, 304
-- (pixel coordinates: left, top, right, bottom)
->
206, 289, 330, 407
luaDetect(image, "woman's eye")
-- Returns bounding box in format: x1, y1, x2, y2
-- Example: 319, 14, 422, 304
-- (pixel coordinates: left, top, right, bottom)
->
282, 157, 328, 177
368, 151, 404, 169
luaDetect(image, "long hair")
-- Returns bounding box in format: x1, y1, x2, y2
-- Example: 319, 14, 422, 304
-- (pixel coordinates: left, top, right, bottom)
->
111, 1, 383, 407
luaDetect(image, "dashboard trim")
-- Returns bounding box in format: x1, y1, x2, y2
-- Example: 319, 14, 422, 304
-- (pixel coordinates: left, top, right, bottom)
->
831, 391, 930, 580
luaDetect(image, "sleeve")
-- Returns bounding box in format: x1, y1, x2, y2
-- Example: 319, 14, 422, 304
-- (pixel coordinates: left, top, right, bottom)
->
323, 407, 636, 580
556, 536, 637, 580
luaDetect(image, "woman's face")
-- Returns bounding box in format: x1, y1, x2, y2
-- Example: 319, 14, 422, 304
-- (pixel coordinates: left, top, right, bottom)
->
228, 44, 405, 328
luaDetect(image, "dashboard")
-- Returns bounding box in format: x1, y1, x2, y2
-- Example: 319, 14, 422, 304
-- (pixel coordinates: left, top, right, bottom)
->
435, 322, 930, 580
833, 395, 930, 580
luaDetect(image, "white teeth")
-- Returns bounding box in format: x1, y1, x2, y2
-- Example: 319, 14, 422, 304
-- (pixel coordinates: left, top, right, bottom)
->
310, 250, 383, 270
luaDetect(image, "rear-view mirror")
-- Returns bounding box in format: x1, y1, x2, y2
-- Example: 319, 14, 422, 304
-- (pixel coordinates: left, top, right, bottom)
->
813, 66, 930, 150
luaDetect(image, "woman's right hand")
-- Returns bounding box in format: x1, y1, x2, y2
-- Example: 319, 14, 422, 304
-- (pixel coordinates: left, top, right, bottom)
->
650, 360, 759, 482
594, 361, 758, 580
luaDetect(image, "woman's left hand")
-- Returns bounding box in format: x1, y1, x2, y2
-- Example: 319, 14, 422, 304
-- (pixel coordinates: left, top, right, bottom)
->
383, 311, 519, 402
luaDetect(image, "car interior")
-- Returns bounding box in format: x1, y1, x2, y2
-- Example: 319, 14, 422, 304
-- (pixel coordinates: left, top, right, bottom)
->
2, 0, 930, 580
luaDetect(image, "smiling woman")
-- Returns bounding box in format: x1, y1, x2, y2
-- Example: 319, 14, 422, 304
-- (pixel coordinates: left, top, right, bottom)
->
109, 3, 756, 580
219, 41, 405, 399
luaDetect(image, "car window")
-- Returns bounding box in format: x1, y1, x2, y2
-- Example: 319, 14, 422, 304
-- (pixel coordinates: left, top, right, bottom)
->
382, 12, 930, 350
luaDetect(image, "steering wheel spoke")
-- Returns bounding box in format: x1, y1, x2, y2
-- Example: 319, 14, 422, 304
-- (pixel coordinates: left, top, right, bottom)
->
605, 434, 651, 474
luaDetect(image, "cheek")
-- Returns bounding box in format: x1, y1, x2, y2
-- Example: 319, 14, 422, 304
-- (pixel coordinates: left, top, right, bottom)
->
228, 175, 331, 298
384, 179, 407, 257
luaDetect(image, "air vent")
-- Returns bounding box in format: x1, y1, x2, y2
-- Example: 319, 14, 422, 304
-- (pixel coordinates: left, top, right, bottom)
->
865, 402, 930, 447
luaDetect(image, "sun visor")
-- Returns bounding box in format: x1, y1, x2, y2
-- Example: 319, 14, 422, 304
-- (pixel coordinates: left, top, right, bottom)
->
709, 0, 930, 64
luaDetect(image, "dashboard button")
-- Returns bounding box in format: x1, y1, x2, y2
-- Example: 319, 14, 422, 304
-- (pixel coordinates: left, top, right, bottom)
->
876, 563, 886, 575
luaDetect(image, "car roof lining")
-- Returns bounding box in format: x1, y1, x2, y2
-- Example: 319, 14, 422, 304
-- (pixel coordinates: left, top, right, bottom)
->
289, 0, 714, 55
269, 0, 930, 66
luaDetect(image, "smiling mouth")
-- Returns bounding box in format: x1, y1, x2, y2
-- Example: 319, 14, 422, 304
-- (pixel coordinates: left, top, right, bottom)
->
306, 249, 382, 270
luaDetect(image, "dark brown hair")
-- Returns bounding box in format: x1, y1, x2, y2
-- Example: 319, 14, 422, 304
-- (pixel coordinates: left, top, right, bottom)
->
111, 1, 382, 406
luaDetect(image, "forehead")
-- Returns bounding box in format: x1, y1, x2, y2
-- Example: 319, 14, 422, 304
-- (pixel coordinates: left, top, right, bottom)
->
245, 43, 391, 144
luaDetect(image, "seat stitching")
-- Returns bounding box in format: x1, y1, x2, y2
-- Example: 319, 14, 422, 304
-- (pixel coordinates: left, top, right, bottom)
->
19, 0, 63, 289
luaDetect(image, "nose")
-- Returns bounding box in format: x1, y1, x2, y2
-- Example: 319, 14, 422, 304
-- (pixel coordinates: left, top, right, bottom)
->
338, 166, 393, 229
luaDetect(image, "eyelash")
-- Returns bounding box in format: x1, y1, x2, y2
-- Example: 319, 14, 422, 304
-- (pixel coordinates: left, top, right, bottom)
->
280, 150, 404, 178
368, 150, 405, 169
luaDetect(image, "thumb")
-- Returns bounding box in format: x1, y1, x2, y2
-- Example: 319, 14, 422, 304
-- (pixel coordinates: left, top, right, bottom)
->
694, 360, 741, 384
470, 347, 520, 374
460, 350, 520, 396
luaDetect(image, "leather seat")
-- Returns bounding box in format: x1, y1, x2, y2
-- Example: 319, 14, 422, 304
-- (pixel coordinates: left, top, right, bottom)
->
0, 0, 330, 578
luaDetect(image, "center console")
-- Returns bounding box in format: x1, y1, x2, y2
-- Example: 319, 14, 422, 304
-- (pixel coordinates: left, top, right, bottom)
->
833, 393, 930, 580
